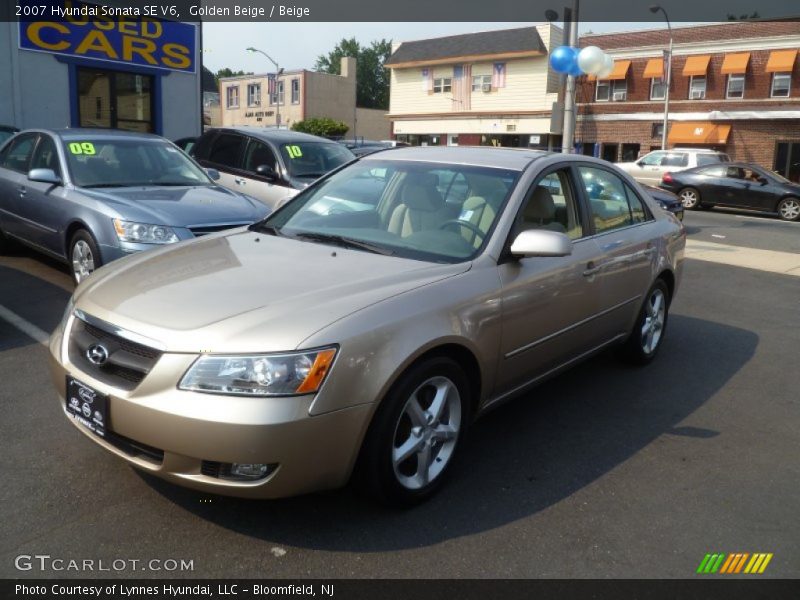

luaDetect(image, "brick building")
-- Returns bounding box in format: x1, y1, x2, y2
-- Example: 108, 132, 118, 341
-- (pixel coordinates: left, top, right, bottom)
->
576, 21, 800, 182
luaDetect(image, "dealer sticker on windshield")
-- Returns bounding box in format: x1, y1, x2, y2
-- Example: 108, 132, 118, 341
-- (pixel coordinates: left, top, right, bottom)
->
68, 142, 96, 155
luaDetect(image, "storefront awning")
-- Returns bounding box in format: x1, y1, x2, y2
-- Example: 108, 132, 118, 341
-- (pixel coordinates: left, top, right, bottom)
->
589, 60, 631, 81
643, 58, 664, 79
682, 55, 711, 77
765, 49, 798, 73
668, 122, 731, 144
720, 53, 750, 75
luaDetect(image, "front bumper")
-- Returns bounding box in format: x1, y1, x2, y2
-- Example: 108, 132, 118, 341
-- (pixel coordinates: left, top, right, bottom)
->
48, 325, 372, 499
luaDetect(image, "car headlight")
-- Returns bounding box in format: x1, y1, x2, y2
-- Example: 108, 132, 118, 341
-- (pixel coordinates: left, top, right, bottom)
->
113, 219, 179, 244
179, 347, 337, 396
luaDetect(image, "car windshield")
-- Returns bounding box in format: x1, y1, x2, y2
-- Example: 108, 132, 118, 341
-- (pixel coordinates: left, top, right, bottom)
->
258, 159, 520, 263
279, 142, 354, 179
64, 138, 212, 188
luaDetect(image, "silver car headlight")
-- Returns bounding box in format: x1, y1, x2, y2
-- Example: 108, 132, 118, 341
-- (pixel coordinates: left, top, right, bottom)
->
179, 347, 337, 396
113, 219, 179, 244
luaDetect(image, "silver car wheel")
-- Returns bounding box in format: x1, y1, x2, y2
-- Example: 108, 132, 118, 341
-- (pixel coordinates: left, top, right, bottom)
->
72, 240, 95, 283
778, 198, 800, 221
679, 189, 699, 209
392, 376, 461, 490
641, 288, 666, 355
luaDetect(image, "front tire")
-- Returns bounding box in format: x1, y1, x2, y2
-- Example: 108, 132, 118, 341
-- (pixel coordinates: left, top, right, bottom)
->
678, 187, 701, 210
69, 230, 102, 285
620, 279, 670, 365
354, 356, 471, 506
777, 197, 800, 222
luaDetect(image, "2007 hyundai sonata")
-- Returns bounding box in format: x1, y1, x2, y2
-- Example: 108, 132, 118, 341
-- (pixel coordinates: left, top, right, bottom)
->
49, 147, 685, 505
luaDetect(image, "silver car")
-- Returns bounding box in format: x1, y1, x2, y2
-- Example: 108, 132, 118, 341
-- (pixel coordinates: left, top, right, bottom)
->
0, 129, 270, 283
48, 147, 685, 505
617, 148, 730, 186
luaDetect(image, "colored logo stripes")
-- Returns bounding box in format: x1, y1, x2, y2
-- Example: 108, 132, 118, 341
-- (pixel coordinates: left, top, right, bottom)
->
697, 553, 773, 574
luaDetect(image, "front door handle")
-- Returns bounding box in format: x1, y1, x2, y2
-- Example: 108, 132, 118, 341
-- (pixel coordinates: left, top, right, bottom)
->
18, 186, 26, 196
583, 262, 602, 277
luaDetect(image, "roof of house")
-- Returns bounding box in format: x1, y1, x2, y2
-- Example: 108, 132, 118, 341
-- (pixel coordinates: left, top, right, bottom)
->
385, 26, 546, 67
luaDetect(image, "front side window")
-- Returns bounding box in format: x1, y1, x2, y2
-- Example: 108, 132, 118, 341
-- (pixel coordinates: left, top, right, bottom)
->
727, 74, 745, 99
596, 80, 610, 101
650, 77, 666, 100
433, 78, 452, 94
579, 166, 649, 233
639, 151, 666, 166
689, 75, 707, 99
771, 72, 791, 98
519, 170, 584, 240
226, 86, 240, 108
247, 83, 261, 106
697, 165, 727, 177
471, 74, 491, 92
243, 140, 277, 173
30, 135, 61, 176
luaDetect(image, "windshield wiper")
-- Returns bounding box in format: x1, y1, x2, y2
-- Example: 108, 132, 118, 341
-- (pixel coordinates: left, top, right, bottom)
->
249, 222, 284, 236
292, 231, 394, 255
81, 183, 128, 188
296, 173, 325, 178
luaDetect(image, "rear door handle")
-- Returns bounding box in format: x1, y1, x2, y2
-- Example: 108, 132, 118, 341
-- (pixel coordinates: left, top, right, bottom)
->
583, 262, 602, 277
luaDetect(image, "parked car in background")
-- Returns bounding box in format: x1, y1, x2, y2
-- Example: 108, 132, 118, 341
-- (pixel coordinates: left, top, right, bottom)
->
643, 185, 684, 221
341, 140, 393, 157
49, 147, 684, 505
0, 129, 270, 283
193, 127, 355, 210
659, 162, 800, 221
173, 136, 198, 156
0, 125, 19, 146
617, 148, 730, 186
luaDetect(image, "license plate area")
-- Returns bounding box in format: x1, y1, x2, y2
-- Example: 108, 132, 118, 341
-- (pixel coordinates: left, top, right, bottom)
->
66, 377, 108, 438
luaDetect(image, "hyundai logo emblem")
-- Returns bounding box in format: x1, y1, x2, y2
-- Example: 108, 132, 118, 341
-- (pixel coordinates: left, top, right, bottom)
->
86, 343, 109, 366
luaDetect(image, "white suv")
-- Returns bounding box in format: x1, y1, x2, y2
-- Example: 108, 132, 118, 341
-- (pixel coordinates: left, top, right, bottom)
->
617, 149, 730, 186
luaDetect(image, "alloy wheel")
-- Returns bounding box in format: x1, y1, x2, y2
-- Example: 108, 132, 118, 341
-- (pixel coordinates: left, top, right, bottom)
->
72, 240, 95, 283
641, 287, 666, 355
679, 189, 699, 209
778, 198, 800, 221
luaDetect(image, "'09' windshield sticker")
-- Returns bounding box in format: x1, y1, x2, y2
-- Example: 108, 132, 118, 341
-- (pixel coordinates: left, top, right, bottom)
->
68, 142, 96, 155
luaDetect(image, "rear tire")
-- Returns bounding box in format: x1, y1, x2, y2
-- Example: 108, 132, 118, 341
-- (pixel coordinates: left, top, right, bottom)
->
69, 230, 102, 285
619, 279, 671, 366
777, 197, 800, 222
678, 187, 701, 210
353, 356, 471, 507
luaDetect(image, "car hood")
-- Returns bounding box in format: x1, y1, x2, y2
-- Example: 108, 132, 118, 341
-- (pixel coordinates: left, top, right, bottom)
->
79, 185, 266, 226
75, 230, 470, 353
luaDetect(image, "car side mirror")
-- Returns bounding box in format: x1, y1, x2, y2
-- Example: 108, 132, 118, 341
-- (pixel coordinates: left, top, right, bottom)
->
510, 229, 572, 258
255, 164, 278, 181
636, 161, 645, 168
204, 168, 220, 181
28, 168, 61, 185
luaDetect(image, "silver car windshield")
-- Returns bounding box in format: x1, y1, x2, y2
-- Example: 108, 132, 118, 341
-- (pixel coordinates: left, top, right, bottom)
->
262, 159, 520, 263
64, 139, 212, 188
278, 142, 355, 179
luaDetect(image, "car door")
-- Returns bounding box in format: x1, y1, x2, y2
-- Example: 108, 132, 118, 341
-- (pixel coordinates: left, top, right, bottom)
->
691, 165, 728, 204
739, 167, 781, 211
239, 137, 295, 209
630, 151, 666, 186
195, 131, 247, 194
577, 164, 657, 341
658, 152, 690, 182
495, 166, 608, 397
0, 132, 39, 241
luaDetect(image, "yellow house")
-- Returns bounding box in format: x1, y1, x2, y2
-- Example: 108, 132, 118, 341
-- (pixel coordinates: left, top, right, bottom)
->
386, 24, 563, 147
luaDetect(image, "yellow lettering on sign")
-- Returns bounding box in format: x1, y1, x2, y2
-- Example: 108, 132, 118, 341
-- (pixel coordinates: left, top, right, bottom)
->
75, 30, 119, 60
122, 36, 158, 66
93, 16, 115, 31
26, 22, 71, 52
118, 16, 138, 36
162, 43, 191, 69
141, 19, 163, 39
64, 0, 88, 25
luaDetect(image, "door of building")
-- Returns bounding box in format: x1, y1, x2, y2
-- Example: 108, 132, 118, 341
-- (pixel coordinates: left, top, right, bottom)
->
77, 68, 154, 133
774, 142, 800, 183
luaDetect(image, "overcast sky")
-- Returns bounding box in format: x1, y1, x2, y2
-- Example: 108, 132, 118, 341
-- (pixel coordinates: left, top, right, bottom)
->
201, 22, 685, 74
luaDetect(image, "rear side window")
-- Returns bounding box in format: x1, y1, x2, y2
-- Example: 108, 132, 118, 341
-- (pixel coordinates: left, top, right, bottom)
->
206, 133, 245, 168
579, 166, 650, 234
661, 153, 689, 167
696, 153, 727, 166
1, 133, 38, 173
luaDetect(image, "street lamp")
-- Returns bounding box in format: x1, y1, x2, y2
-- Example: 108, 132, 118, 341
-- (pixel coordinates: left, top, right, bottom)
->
650, 5, 673, 151
246, 47, 284, 127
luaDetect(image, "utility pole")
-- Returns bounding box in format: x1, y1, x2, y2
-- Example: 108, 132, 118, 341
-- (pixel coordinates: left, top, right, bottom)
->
561, 0, 580, 154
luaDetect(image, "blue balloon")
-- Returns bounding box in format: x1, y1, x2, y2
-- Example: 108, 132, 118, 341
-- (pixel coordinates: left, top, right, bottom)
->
549, 46, 579, 74
567, 61, 584, 77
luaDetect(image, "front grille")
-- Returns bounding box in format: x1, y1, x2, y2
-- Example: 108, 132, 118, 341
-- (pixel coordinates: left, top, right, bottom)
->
105, 431, 164, 465
68, 316, 162, 391
188, 223, 250, 237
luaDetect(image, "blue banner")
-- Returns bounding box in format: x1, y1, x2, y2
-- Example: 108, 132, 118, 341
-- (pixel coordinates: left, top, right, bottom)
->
18, 1, 196, 73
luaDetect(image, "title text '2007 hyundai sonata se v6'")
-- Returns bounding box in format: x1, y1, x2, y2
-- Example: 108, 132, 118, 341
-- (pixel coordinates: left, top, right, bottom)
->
49, 147, 685, 506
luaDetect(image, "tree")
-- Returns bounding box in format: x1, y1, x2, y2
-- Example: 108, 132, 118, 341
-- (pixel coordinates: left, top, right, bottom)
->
291, 117, 350, 138
213, 68, 253, 86
315, 38, 393, 110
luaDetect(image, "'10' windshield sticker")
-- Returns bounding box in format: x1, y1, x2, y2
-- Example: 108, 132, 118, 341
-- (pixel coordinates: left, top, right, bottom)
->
68, 142, 96, 155
286, 145, 303, 158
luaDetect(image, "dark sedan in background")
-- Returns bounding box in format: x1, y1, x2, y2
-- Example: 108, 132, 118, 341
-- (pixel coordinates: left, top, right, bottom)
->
660, 162, 800, 221
643, 185, 684, 221
0, 129, 270, 283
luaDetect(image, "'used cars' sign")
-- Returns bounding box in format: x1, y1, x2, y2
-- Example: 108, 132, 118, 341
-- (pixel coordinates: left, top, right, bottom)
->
18, 0, 196, 73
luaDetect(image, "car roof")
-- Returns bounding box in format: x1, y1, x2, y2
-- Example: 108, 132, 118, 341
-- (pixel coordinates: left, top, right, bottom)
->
209, 126, 339, 144
361, 145, 548, 170
42, 128, 164, 142
668, 148, 727, 154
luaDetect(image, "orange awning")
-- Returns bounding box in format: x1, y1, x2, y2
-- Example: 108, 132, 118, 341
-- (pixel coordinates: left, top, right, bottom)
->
589, 59, 631, 81
765, 49, 798, 73
682, 55, 711, 77
668, 122, 731, 144
720, 53, 750, 75
643, 58, 664, 78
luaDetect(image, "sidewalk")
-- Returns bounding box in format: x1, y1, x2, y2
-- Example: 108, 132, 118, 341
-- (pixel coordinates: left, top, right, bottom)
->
686, 239, 800, 277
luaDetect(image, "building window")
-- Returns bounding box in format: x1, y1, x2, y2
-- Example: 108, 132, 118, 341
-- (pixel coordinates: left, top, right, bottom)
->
726, 74, 745, 99
611, 80, 627, 101
689, 75, 707, 99
471, 74, 491, 92
771, 72, 791, 98
226, 86, 239, 108
651, 123, 664, 138
621, 143, 641, 161
247, 83, 261, 107
291, 79, 300, 104
433, 78, 452, 93
596, 80, 610, 101
270, 81, 284, 105
650, 77, 666, 100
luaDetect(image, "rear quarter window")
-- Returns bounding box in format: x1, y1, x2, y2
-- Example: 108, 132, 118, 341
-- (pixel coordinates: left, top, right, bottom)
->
696, 154, 728, 166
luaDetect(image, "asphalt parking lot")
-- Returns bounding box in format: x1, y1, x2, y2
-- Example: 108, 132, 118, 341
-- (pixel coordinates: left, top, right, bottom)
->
1, 209, 798, 579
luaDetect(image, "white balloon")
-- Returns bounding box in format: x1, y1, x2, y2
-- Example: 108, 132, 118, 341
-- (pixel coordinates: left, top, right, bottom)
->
577, 46, 606, 75
595, 54, 615, 79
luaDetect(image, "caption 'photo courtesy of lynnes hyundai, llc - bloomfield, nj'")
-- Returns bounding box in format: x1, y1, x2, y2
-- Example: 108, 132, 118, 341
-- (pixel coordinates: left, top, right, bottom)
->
1, 0, 799, 599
